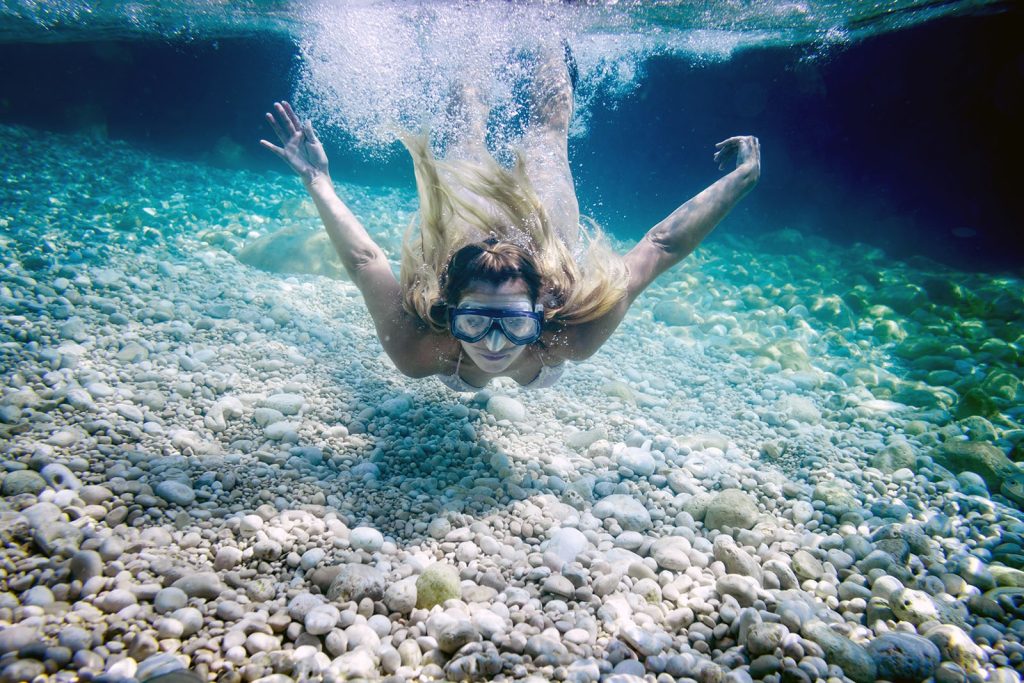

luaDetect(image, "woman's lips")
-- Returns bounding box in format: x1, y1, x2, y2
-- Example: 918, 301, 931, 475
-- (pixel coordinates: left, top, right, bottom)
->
480, 352, 508, 361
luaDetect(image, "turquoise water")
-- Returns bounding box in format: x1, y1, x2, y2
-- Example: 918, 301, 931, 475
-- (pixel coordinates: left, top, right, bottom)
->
1, 2, 1024, 683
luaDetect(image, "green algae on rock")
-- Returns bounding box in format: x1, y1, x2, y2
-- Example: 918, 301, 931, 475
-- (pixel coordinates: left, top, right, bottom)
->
415, 563, 461, 609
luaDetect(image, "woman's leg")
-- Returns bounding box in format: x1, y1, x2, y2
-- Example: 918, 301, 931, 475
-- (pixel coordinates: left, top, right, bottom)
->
444, 83, 490, 163
521, 47, 581, 251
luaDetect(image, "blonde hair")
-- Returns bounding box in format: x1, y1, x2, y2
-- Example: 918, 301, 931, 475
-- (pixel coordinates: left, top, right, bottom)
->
399, 134, 628, 332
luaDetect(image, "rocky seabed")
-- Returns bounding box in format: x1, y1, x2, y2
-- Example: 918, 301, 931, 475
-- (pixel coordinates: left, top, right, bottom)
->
2, 124, 1024, 683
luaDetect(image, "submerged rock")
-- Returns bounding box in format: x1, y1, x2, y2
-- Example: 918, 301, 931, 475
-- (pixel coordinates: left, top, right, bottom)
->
802, 620, 877, 683
416, 563, 461, 609
237, 224, 346, 280
592, 494, 652, 532
704, 489, 759, 531
933, 441, 1018, 492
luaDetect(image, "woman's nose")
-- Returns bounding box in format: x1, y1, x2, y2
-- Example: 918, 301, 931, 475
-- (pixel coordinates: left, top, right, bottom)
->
484, 328, 507, 351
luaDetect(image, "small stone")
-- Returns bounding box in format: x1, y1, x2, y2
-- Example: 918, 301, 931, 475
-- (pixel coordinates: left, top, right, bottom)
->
616, 446, 656, 477
716, 574, 759, 607
650, 537, 692, 571
592, 494, 652, 532
802, 620, 877, 683
542, 575, 575, 599
305, 604, 341, 635
327, 563, 386, 603
486, 396, 526, 422
40, 463, 82, 491
155, 480, 195, 506
427, 517, 451, 539
58, 627, 92, 652
69, 549, 103, 582
890, 588, 939, 625
263, 393, 305, 416
865, 632, 941, 683
97, 588, 138, 613
437, 620, 481, 654
154, 587, 189, 614
384, 576, 418, 615
792, 550, 824, 580
172, 572, 223, 600
546, 527, 589, 566
350, 526, 384, 552
746, 623, 789, 657
214, 546, 243, 571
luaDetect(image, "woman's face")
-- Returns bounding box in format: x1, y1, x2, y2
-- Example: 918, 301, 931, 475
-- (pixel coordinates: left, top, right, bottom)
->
455, 278, 534, 373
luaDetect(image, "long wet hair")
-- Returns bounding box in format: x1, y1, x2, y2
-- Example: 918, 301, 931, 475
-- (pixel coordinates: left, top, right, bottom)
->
399, 134, 628, 333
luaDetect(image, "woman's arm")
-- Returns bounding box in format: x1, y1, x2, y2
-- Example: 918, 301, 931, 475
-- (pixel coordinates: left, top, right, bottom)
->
552, 136, 761, 361
261, 102, 449, 376
623, 135, 760, 300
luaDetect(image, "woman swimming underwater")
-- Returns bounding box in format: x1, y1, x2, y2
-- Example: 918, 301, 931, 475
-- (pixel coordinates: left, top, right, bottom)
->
261, 49, 760, 391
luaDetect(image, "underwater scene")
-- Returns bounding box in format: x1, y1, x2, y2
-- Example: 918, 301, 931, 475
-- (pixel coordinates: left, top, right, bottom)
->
1, 1, 1023, 682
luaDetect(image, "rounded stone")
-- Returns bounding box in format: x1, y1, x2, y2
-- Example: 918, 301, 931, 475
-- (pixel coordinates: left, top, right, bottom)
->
416, 563, 461, 609
97, 588, 138, 613
486, 396, 526, 422
0, 625, 39, 654
69, 549, 103, 582
154, 587, 189, 614
704, 489, 759, 531
867, 632, 941, 683
327, 563, 386, 603
2, 470, 46, 496
384, 577, 418, 615
172, 572, 223, 600
350, 526, 384, 552
154, 480, 195, 506
437, 620, 481, 655
305, 604, 341, 635
592, 494, 652, 532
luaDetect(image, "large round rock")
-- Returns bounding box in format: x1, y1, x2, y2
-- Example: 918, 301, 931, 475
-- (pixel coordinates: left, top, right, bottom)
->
592, 494, 652, 532
704, 489, 759, 531
415, 563, 461, 609
867, 632, 941, 683
327, 564, 385, 603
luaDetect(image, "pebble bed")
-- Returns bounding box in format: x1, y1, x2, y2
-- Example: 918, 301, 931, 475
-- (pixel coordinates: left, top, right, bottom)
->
2, 123, 1024, 683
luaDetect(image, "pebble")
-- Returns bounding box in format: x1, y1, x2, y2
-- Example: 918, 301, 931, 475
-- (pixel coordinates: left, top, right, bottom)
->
350, 526, 384, 552
154, 587, 188, 613
172, 571, 223, 599
592, 494, 652, 531
486, 395, 526, 422
154, 480, 195, 505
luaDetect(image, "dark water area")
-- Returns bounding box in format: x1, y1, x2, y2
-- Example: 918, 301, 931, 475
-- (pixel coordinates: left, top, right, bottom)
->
1, 5, 1021, 273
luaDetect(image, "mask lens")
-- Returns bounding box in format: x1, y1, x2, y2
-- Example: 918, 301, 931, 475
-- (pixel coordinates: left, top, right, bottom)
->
452, 313, 491, 338
502, 316, 540, 340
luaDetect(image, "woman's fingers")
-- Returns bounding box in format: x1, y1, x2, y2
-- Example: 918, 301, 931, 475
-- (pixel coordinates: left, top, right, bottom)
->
281, 101, 304, 134
273, 101, 299, 136
265, 112, 288, 144
259, 139, 286, 158
303, 120, 319, 145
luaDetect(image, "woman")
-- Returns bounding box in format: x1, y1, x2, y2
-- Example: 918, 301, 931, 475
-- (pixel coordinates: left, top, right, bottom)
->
261, 52, 760, 391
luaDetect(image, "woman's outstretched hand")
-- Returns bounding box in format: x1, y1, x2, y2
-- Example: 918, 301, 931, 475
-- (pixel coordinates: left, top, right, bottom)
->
260, 101, 330, 186
714, 135, 760, 183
